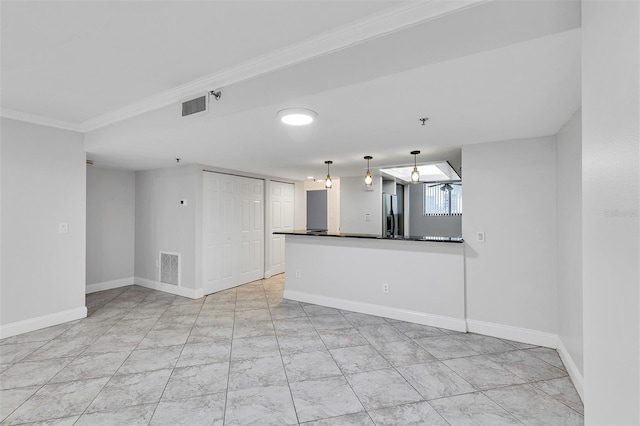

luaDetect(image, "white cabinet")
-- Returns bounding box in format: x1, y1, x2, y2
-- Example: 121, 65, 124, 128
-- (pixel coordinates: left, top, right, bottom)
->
202, 172, 264, 294
269, 181, 294, 275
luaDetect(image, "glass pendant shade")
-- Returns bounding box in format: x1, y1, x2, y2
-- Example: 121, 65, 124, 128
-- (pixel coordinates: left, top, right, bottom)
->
324, 160, 333, 189
410, 150, 421, 183
364, 156, 373, 187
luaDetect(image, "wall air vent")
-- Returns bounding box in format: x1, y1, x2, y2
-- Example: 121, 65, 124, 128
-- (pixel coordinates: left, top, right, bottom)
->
160, 252, 180, 286
182, 95, 207, 117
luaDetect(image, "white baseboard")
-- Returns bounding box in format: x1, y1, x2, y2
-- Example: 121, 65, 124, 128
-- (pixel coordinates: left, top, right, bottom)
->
0, 306, 87, 339
134, 277, 204, 299
86, 277, 134, 294
466, 319, 558, 348
284, 290, 467, 332
556, 337, 584, 401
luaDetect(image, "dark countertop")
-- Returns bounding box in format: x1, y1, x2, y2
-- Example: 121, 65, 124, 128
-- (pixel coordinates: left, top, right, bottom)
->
273, 230, 464, 243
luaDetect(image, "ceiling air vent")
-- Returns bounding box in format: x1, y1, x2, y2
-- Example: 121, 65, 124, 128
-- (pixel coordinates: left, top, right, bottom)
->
182, 95, 207, 117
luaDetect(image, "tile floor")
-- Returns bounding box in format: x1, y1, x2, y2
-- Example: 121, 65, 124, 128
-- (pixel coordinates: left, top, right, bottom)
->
0, 274, 584, 425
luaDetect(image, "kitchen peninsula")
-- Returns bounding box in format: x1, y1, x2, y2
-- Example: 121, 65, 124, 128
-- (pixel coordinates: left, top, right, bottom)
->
274, 230, 466, 332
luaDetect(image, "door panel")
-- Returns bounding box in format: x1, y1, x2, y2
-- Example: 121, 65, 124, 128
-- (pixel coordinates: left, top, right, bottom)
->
269, 181, 295, 275
203, 172, 265, 294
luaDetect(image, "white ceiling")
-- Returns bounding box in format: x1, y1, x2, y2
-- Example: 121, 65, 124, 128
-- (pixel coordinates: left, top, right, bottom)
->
1, 0, 582, 181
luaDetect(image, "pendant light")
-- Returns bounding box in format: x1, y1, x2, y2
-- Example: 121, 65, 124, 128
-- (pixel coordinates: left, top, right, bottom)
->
324, 160, 333, 189
410, 150, 421, 183
364, 156, 373, 187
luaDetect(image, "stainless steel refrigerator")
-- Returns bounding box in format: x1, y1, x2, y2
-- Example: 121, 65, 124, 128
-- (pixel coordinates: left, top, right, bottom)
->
383, 193, 403, 238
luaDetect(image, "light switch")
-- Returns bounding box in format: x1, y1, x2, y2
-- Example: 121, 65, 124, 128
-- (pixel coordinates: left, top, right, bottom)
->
364, 214, 371, 221
58, 223, 69, 234
476, 231, 485, 243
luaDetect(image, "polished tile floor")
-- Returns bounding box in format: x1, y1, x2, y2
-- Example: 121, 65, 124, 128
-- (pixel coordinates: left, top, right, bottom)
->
0, 275, 583, 425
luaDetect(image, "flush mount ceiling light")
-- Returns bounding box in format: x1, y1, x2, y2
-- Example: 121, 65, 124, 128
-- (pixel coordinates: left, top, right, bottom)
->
324, 160, 333, 189
277, 108, 317, 126
410, 150, 421, 183
364, 156, 373, 187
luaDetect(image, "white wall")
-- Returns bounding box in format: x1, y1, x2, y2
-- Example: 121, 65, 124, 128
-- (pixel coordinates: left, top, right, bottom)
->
462, 137, 558, 341
135, 164, 199, 290
86, 167, 135, 289
339, 175, 382, 234
582, 1, 639, 424
555, 108, 583, 387
0, 118, 87, 337
284, 235, 466, 331
409, 183, 462, 237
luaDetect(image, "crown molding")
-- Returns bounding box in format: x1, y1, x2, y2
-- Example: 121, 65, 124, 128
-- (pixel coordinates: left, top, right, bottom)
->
1, 108, 83, 132
3, 0, 489, 133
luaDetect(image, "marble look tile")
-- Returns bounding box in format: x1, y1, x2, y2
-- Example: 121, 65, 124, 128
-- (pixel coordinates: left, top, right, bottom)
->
83, 331, 146, 354
75, 403, 157, 426
0, 363, 9, 374
162, 362, 229, 400
357, 324, 409, 345
397, 362, 475, 400
301, 412, 374, 426
0, 386, 40, 422
154, 314, 197, 327
430, 392, 522, 426
231, 335, 280, 360
51, 351, 130, 383
0, 324, 69, 345
413, 335, 478, 360
346, 368, 423, 410
235, 291, 266, 302
273, 317, 316, 334
0, 341, 45, 364
188, 324, 233, 343
234, 309, 271, 322
524, 347, 567, 370
317, 327, 369, 349
233, 318, 276, 339
229, 356, 287, 390
3, 377, 109, 425
23, 337, 93, 361
532, 376, 584, 414
302, 304, 341, 316
235, 299, 269, 311
342, 312, 387, 327
290, 376, 364, 423
151, 393, 225, 425
443, 355, 526, 390
176, 341, 231, 367
503, 339, 538, 350
116, 346, 182, 375
487, 350, 567, 382
269, 305, 306, 320
485, 384, 584, 426
137, 328, 191, 349
225, 385, 297, 426
200, 301, 236, 313
368, 401, 449, 426
390, 321, 445, 339
309, 314, 352, 330
164, 303, 203, 316
121, 307, 165, 321
195, 311, 235, 324
276, 331, 326, 355
282, 350, 342, 382
0, 358, 72, 390
372, 340, 437, 367
87, 369, 172, 412
329, 345, 391, 374
451, 333, 518, 354
89, 307, 130, 321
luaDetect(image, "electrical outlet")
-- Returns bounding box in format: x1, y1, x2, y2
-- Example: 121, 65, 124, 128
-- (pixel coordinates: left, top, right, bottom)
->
382, 283, 390, 294
295, 269, 301, 278
58, 223, 69, 234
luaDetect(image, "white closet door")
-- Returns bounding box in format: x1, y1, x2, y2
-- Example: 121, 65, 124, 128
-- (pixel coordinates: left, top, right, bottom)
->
270, 181, 294, 275
203, 172, 264, 294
